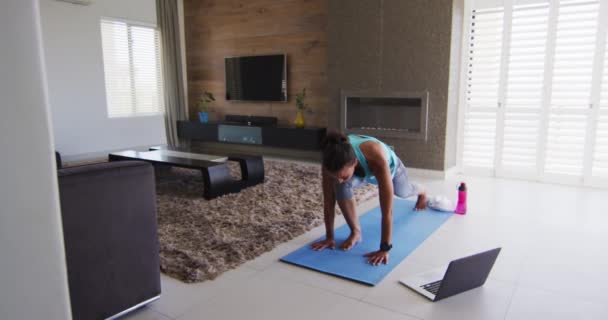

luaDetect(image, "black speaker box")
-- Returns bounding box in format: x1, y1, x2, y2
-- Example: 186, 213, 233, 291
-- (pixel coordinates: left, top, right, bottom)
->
224, 115, 278, 127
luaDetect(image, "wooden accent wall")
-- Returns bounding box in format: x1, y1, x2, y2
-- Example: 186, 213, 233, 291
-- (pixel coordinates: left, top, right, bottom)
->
183, 0, 329, 127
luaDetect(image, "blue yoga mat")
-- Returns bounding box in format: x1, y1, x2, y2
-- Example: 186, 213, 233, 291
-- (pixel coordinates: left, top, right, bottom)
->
280, 199, 452, 286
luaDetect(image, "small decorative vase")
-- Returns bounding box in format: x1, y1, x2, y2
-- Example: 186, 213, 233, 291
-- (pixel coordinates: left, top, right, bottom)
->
198, 111, 209, 123
294, 109, 305, 128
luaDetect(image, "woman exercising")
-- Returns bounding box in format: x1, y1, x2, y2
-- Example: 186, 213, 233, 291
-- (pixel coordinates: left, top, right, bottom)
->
311, 132, 427, 266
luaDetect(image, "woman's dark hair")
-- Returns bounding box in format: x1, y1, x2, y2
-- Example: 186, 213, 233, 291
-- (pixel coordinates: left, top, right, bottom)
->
322, 131, 356, 172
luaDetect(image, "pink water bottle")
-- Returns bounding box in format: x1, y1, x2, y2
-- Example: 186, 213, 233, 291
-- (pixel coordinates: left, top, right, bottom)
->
454, 182, 467, 215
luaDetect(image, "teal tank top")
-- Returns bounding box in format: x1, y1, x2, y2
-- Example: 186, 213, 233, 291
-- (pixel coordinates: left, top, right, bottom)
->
348, 134, 399, 185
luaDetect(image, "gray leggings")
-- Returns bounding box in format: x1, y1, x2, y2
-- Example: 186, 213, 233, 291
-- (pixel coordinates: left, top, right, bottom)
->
334, 159, 420, 201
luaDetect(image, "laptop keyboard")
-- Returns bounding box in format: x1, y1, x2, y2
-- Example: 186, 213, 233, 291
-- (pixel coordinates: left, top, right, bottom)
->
421, 280, 442, 295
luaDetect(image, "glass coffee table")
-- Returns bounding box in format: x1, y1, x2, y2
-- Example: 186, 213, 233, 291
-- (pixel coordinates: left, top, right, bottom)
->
109, 147, 264, 199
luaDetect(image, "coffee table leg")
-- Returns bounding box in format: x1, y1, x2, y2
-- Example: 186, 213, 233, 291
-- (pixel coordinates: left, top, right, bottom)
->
229, 156, 264, 188
201, 165, 241, 199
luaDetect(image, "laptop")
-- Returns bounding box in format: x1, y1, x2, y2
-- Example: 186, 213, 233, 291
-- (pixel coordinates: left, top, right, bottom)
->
399, 248, 501, 302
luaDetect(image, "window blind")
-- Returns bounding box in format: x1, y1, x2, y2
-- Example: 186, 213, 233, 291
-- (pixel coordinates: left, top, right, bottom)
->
545, 0, 599, 176
100, 19, 163, 118
462, 7, 504, 169
502, 2, 549, 172
460, 0, 607, 186
593, 32, 608, 177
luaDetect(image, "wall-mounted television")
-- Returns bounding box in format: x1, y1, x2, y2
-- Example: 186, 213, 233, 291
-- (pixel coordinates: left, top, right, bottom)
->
225, 54, 287, 102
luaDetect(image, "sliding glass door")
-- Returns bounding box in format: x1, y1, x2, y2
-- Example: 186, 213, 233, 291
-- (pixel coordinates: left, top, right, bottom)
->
459, 0, 608, 187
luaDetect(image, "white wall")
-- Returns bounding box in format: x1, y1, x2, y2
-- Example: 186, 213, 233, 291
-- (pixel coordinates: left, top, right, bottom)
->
0, 0, 72, 319
39, 0, 166, 159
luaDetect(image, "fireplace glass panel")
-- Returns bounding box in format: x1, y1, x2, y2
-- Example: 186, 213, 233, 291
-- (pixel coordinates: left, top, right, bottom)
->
341, 91, 428, 140
345, 97, 422, 132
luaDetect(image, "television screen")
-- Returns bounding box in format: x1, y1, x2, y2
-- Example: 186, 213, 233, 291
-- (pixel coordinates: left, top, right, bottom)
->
225, 54, 287, 102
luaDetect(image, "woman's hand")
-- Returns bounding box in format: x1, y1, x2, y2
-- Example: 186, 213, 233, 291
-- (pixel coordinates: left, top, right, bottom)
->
364, 250, 390, 266
311, 238, 336, 251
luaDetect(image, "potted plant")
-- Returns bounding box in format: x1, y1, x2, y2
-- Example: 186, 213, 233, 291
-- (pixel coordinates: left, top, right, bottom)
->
197, 91, 215, 123
294, 88, 307, 128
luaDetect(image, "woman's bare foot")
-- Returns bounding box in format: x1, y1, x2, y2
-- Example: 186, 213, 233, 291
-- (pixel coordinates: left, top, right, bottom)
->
340, 231, 362, 250
415, 192, 428, 210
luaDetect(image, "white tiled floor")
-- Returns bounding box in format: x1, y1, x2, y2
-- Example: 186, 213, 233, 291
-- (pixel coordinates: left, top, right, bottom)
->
122, 173, 608, 320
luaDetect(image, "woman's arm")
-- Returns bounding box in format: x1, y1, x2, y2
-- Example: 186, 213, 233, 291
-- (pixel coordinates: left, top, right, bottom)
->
311, 168, 337, 251
366, 146, 394, 246
321, 168, 336, 240
361, 142, 394, 265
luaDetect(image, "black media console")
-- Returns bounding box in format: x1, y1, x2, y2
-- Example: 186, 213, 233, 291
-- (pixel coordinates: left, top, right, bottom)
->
177, 120, 327, 150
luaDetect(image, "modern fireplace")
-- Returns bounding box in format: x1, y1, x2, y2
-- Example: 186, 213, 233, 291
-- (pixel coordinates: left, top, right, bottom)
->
340, 91, 429, 140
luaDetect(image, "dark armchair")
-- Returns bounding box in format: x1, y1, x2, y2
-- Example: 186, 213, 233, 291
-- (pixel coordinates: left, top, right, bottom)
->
57, 160, 161, 319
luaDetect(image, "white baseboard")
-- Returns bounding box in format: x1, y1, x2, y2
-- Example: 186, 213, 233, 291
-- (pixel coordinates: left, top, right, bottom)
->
444, 166, 461, 178
407, 166, 460, 179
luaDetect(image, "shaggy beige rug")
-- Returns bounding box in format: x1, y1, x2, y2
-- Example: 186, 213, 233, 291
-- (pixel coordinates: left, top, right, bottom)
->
155, 160, 377, 283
